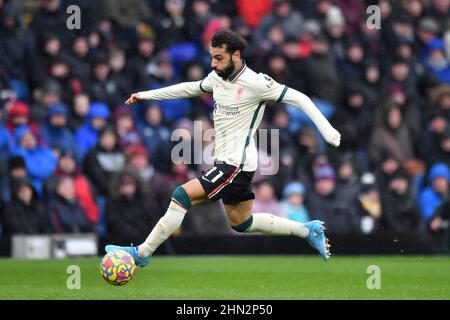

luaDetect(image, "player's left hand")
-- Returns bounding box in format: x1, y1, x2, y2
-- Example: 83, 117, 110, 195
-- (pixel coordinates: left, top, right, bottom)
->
325, 128, 341, 147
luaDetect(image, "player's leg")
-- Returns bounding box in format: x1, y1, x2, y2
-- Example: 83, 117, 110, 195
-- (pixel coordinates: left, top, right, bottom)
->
224, 200, 331, 261
137, 178, 206, 256
225, 200, 309, 236
106, 178, 207, 267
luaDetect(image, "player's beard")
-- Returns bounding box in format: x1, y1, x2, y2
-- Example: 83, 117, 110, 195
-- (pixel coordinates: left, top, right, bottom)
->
214, 59, 235, 81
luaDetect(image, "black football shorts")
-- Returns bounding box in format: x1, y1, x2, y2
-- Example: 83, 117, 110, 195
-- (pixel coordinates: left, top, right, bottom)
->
198, 162, 255, 205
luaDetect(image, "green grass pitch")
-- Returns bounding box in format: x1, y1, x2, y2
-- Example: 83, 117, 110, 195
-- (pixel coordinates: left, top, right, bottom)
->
0, 255, 449, 299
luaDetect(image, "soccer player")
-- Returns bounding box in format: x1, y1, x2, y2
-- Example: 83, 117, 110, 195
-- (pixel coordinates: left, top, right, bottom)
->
106, 29, 340, 267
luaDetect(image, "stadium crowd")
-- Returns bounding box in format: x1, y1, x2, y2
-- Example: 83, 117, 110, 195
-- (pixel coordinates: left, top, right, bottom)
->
0, 0, 449, 250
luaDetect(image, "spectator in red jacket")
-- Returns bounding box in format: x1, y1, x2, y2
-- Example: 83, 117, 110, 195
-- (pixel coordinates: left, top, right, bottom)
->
48, 175, 93, 234
46, 151, 100, 226
7, 100, 42, 146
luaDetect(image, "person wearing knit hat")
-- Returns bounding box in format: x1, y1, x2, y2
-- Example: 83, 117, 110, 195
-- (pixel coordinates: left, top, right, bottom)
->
41, 103, 77, 157
314, 163, 336, 182
422, 38, 450, 85
12, 125, 57, 196
308, 163, 360, 234
75, 102, 110, 160
281, 182, 310, 223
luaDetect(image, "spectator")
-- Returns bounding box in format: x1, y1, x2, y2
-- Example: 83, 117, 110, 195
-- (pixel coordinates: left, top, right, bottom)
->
307, 164, 359, 234
31, 80, 63, 124
97, 0, 152, 37
418, 162, 450, 221
324, 7, 346, 63
187, 0, 214, 41
153, 0, 189, 49
105, 168, 157, 244
47, 56, 82, 106
337, 38, 366, 83
416, 17, 441, 53
361, 59, 382, 105
369, 103, 416, 167
335, 153, 361, 201
149, 56, 192, 123
40, 103, 77, 155
281, 182, 310, 223
236, 0, 271, 29
1, 178, 50, 235
357, 173, 383, 234
422, 38, 450, 84
67, 36, 92, 85
88, 56, 124, 110
332, 83, 374, 150
420, 85, 450, 164
0, 155, 28, 204
139, 103, 171, 155
0, 1, 36, 93
427, 200, 450, 252
75, 101, 110, 159
258, 0, 304, 42
124, 144, 166, 206
252, 179, 286, 218
48, 175, 93, 233
47, 152, 99, 227
83, 126, 125, 197
304, 33, 342, 104
29, 0, 72, 47
333, 0, 364, 35
381, 169, 424, 234
7, 100, 41, 146
0, 111, 14, 160
70, 93, 90, 131
34, 33, 65, 85
12, 126, 57, 195
127, 34, 157, 91
113, 106, 143, 148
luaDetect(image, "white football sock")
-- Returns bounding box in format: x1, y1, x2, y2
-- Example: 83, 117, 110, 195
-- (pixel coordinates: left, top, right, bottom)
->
247, 213, 309, 238
138, 201, 186, 258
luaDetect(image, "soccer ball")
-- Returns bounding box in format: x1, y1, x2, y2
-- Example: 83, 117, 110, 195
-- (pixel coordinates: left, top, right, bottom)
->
100, 250, 136, 286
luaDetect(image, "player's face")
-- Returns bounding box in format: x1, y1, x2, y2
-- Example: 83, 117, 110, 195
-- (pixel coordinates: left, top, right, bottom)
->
210, 45, 237, 80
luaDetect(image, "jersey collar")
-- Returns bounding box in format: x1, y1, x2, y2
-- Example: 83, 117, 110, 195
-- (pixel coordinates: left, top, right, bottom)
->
227, 60, 247, 82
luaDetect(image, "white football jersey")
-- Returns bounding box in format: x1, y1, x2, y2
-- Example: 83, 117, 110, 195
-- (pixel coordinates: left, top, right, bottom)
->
199, 64, 287, 171
138, 62, 339, 172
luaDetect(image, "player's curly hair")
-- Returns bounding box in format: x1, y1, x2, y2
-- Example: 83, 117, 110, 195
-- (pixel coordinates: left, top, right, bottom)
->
211, 29, 248, 55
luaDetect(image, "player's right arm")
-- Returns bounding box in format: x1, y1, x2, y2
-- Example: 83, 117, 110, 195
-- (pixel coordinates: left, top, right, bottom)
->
125, 75, 213, 105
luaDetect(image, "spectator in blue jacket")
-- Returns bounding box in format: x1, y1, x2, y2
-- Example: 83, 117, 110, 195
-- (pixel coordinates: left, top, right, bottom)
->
75, 102, 110, 160
281, 182, 310, 223
12, 126, 57, 195
40, 103, 77, 156
139, 103, 171, 155
418, 163, 450, 221
0, 121, 14, 161
422, 38, 450, 85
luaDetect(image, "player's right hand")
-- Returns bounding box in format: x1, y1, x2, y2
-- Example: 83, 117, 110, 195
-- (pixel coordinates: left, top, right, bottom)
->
125, 93, 141, 105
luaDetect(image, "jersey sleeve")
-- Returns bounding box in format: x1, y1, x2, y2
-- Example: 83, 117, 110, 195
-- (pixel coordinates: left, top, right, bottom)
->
199, 72, 214, 93
138, 74, 213, 100
253, 73, 288, 102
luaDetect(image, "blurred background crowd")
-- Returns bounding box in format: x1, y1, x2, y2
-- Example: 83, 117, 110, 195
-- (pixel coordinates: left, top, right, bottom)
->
0, 0, 449, 250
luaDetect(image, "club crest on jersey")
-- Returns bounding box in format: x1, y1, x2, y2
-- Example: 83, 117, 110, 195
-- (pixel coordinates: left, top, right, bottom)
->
236, 87, 245, 100
264, 75, 275, 88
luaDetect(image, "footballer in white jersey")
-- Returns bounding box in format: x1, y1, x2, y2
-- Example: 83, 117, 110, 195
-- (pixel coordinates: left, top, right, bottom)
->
106, 29, 339, 266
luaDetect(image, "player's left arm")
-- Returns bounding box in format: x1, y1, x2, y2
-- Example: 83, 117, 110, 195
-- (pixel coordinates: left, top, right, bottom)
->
255, 73, 341, 147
